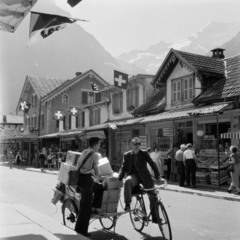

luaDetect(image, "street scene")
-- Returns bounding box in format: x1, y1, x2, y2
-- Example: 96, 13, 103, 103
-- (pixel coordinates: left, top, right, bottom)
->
1, 0, 240, 240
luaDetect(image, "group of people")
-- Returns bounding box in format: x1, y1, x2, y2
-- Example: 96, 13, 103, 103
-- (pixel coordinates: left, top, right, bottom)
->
7, 151, 23, 169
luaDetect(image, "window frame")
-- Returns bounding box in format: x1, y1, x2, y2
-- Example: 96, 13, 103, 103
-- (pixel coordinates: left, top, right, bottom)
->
127, 86, 139, 111
112, 92, 123, 115
81, 89, 101, 105
62, 94, 69, 104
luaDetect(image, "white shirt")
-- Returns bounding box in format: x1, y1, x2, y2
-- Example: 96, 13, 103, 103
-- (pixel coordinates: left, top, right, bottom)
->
183, 149, 196, 160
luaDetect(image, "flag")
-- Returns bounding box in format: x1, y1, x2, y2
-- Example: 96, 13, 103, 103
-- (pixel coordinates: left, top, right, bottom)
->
70, 107, 78, 116
28, 12, 87, 46
19, 100, 31, 113
114, 70, 128, 89
68, 0, 82, 7
54, 110, 64, 120
90, 82, 98, 93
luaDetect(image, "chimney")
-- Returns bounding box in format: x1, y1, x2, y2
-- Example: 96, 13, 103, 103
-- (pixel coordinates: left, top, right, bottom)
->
211, 48, 225, 59
76, 72, 82, 76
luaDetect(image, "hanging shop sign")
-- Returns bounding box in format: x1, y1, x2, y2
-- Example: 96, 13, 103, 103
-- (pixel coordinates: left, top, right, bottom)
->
139, 135, 147, 149
163, 128, 173, 137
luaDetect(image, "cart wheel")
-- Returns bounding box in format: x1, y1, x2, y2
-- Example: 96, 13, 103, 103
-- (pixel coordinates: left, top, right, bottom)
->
129, 195, 146, 232
62, 199, 78, 230
156, 202, 172, 240
99, 215, 116, 230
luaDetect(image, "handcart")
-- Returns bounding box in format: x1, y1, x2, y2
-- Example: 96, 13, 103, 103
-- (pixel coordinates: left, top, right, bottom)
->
61, 183, 125, 234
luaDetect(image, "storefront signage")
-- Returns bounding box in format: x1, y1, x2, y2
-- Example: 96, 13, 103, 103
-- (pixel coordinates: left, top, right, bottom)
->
163, 128, 173, 136
139, 135, 147, 149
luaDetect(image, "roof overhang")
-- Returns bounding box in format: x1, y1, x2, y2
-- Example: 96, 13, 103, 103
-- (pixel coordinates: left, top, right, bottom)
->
0, 0, 38, 33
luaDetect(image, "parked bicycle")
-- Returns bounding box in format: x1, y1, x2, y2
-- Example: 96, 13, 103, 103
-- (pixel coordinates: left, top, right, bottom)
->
129, 181, 172, 240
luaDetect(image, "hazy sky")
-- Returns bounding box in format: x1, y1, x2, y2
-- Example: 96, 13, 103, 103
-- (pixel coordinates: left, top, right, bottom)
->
53, 0, 240, 57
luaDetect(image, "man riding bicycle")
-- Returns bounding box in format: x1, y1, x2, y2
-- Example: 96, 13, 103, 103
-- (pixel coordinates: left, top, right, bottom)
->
118, 137, 161, 223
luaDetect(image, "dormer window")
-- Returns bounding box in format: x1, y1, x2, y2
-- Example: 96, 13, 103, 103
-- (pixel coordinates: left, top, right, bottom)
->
172, 75, 194, 104
62, 94, 69, 104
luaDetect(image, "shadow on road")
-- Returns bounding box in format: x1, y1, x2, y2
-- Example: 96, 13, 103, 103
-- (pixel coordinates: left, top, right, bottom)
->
0, 235, 48, 240
139, 231, 165, 240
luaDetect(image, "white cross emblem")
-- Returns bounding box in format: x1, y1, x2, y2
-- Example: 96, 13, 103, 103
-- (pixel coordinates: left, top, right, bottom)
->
55, 111, 63, 119
20, 101, 29, 111
71, 107, 77, 115
115, 75, 126, 87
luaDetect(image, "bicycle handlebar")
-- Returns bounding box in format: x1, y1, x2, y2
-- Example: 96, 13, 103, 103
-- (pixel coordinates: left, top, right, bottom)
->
143, 179, 168, 192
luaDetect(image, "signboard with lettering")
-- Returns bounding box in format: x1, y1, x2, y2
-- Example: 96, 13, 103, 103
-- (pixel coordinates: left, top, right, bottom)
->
163, 128, 173, 136
139, 135, 147, 149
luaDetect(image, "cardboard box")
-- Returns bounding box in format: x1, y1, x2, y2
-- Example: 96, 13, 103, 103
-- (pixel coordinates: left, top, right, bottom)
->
58, 162, 77, 184
98, 157, 113, 176
103, 173, 123, 190
66, 151, 82, 166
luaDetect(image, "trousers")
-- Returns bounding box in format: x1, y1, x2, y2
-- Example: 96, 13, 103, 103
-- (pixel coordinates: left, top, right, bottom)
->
177, 161, 185, 186
185, 159, 196, 186
75, 174, 93, 234
124, 174, 157, 219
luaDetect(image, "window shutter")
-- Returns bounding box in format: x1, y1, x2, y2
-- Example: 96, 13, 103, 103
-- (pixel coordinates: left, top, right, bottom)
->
120, 92, 123, 113
129, 89, 133, 106
56, 120, 59, 128
98, 109, 101, 124
63, 116, 66, 130
95, 93, 101, 103
41, 114, 44, 129
112, 94, 115, 113
126, 89, 129, 109
69, 115, 71, 129
89, 110, 93, 126
82, 111, 85, 128
35, 116, 38, 128
135, 86, 139, 107
35, 96, 38, 106
76, 115, 79, 128
82, 91, 88, 104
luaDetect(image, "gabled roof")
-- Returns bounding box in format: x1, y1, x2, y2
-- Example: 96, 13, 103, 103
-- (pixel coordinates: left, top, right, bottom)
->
28, 76, 67, 98
42, 70, 110, 102
193, 54, 240, 104
151, 48, 225, 86
132, 88, 166, 116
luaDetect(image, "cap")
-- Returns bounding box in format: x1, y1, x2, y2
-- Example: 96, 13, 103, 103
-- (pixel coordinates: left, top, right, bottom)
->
186, 143, 192, 148
131, 137, 141, 144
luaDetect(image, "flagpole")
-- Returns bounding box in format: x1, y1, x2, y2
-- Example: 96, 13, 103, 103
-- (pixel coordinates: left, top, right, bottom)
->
37, 97, 42, 168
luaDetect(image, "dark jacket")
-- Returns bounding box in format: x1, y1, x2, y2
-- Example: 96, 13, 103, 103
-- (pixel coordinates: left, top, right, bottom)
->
119, 150, 160, 189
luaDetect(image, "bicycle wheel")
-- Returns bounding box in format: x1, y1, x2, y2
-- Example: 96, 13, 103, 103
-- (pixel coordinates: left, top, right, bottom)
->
129, 195, 146, 232
99, 215, 116, 230
156, 202, 172, 240
62, 199, 78, 230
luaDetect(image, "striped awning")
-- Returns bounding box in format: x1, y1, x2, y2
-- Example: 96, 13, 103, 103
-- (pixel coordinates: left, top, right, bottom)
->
221, 130, 240, 139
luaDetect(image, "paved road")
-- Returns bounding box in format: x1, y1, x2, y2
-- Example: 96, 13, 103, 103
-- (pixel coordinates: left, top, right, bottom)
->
0, 166, 240, 240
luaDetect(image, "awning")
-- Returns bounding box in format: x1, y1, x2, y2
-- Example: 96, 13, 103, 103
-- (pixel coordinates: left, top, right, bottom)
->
139, 103, 230, 124
0, 0, 38, 33
39, 133, 60, 139
221, 130, 240, 139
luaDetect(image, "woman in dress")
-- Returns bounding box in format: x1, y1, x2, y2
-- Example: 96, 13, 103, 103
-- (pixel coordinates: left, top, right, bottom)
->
227, 146, 240, 195
150, 146, 163, 177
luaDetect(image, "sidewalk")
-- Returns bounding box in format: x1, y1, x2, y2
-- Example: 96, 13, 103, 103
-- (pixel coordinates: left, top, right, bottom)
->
0, 202, 90, 240
1, 161, 240, 202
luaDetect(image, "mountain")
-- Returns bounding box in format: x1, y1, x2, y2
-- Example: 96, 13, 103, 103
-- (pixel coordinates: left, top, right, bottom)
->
117, 20, 240, 74
0, 4, 146, 114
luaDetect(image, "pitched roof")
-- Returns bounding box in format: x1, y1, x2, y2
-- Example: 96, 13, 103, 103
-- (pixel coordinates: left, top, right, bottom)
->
152, 48, 225, 86
28, 76, 67, 98
193, 54, 240, 104
132, 88, 166, 116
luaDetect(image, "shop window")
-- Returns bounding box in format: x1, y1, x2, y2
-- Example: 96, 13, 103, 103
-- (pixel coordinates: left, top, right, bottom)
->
127, 86, 139, 111
186, 121, 193, 127
178, 122, 186, 128
112, 92, 123, 115
62, 94, 69, 104
133, 129, 140, 137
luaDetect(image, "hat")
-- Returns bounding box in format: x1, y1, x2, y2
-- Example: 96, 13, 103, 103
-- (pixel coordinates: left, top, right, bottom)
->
186, 143, 192, 148
131, 137, 141, 144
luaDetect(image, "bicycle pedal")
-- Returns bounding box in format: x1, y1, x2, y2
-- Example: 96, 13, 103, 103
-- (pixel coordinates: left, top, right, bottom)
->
134, 217, 139, 222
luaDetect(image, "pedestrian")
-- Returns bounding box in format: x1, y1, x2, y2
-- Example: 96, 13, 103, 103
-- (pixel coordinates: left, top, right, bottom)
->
118, 137, 161, 223
166, 144, 178, 180
47, 152, 53, 171
175, 144, 186, 187
227, 146, 240, 195
150, 146, 163, 177
8, 151, 14, 169
15, 151, 22, 169
74, 137, 103, 237
39, 149, 46, 172
183, 143, 197, 188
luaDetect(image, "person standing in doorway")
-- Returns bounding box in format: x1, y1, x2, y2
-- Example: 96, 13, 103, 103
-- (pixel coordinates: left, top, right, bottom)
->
175, 144, 186, 187
183, 143, 197, 188
15, 152, 22, 169
227, 146, 240, 195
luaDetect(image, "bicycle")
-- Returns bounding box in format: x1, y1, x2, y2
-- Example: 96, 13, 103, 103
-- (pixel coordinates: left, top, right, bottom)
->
129, 180, 172, 240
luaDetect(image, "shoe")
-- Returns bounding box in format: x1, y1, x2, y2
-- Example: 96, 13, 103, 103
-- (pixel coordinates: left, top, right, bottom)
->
234, 192, 240, 195
192, 185, 198, 188
185, 185, 190, 188
227, 189, 232, 193
179, 185, 185, 187
80, 232, 91, 237
124, 203, 130, 211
